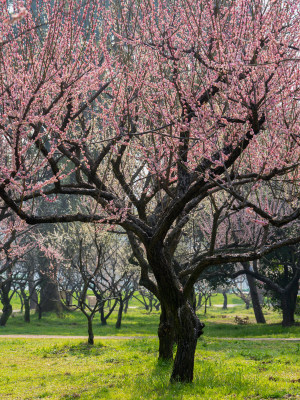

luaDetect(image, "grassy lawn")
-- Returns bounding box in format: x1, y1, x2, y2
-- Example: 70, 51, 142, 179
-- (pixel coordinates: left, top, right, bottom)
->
0, 294, 299, 399
1, 295, 299, 338
0, 337, 299, 400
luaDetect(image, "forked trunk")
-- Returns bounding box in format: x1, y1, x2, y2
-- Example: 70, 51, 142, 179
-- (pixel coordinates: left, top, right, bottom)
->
100, 299, 118, 325
147, 244, 204, 383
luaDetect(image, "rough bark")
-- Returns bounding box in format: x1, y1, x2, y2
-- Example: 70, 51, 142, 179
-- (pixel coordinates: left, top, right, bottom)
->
39, 276, 62, 314
158, 304, 175, 360
147, 245, 205, 382
171, 303, 204, 382
0, 280, 13, 326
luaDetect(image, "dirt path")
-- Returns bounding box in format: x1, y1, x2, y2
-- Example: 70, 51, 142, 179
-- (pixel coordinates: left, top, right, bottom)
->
0, 334, 300, 341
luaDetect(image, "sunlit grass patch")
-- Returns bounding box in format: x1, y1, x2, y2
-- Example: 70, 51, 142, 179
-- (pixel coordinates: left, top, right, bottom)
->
0, 338, 299, 400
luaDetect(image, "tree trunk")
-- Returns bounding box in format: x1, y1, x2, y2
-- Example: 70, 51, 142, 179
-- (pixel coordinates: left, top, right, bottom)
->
197, 293, 202, 310
171, 303, 203, 382
115, 298, 123, 329
87, 317, 94, 345
147, 244, 204, 382
39, 275, 62, 314
158, 304, 174, 360
149, 295, 153, 312
281, 282, 298, 327
0, 280, 13, 326
24, 297, 30, 323
154, 300, 160, 311
281, 294, 295, 327
222, 291, 228, 310
29, 282, 38, 310
100, 299, 118, 325
245, 263, 266, 323
124, 298, 129, 314
18, 292, 24, 313
100, 304, 107, 325
0, 301, 12, 326
37, 303, 42, 320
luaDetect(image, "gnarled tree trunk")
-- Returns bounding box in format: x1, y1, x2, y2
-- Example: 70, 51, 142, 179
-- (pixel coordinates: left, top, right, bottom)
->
39, 276, 62, 314
0, 280, 13, 326
171, 302, 203, 382
147, 245, 205, 382
158, 303, 175, 360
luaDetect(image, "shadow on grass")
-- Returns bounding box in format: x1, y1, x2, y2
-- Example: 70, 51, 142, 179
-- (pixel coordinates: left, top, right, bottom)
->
127, 339, 300, 400
36, 341, 107, 358
0, 310, 160, 336
203, 320, 300, 338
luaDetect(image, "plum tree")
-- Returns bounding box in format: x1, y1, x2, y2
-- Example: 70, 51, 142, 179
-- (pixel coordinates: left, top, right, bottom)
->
0, 0, 299, 382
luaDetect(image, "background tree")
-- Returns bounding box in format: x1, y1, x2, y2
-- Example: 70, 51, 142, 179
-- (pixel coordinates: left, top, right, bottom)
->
233, 245, 300, 327
0, 210, 36, 325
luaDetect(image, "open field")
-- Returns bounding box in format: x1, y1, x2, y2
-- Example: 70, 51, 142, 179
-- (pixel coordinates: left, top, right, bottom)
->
1, 295, 299, 399
1, 294, 299, 339
0, 337, 300, 400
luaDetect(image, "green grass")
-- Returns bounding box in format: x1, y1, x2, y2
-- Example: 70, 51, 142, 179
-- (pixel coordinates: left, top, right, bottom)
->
1, 296, 299, 338
0, 295, 300, 399
0, 337, 299, 399
0, 308, 159, 336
